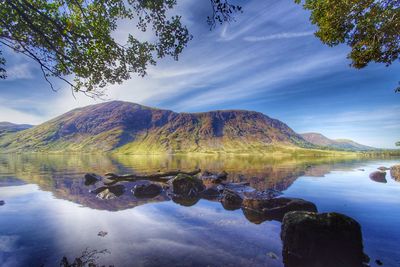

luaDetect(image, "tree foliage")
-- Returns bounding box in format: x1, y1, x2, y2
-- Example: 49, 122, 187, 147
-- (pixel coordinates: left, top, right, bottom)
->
0, 0, 242, 97
396, 141, 400, 146
0, 0, 192, 96
295, 0, 400, 92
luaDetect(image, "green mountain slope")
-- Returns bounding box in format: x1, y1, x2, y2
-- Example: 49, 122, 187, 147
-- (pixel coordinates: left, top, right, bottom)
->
0, 101, 314, 154
301, 132, 375, 151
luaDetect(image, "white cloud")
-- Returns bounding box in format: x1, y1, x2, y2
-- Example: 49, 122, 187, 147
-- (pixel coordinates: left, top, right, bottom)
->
4, 63, 33, 81
244, 31, 314, 42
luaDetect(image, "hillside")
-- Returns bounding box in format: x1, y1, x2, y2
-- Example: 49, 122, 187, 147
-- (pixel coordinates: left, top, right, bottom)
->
0, 101, 314, 154
0, 122, 33, 138
301, 132, 375, 151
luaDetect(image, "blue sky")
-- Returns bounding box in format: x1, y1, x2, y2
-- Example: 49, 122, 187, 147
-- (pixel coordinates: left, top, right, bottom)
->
0, 0, 399, 148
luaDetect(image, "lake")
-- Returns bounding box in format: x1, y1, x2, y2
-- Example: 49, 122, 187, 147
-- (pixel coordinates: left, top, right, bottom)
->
0, 154, 399, 267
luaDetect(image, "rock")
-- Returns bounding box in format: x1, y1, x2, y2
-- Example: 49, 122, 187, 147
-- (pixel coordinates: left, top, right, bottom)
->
200, 187, 221, 200
221, 189, 242, 210
390, 164, 400, 181
377, 166, 390, 171
242, 190, 282, 210
132, 183, 162, 198
95, 185, 125, 200
84, 173, 101, 186
281, 211, 369, 267
242, 192, 316, 222
358, 169, 365, 171
369, 171, 387, 183
171, 174, 205, 196
375, 259, 383, 266
97, 231, 108, 237
0, 200, 4, 206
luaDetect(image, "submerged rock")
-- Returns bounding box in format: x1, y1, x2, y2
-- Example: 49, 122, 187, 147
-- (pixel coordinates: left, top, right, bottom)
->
377, 166, 390, 171
94, 185, 125, 200
369, 171, 387, 183
132, 183, 162, 198
242, 195, 317, 223
0, 200, 4, 206
390, 164, 400, 181
84, 173, 101, 186
281, 211, 369, 267
171, 174, 205, 196
221, 189, 242, 210
98, 231, 108, 237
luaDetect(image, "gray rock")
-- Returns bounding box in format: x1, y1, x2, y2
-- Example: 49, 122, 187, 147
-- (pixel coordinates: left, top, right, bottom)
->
242, 195, 317, 223
171, 174, 205, 196
132, 183, 162, 198
281, 211, 369, 267
369, 171, 387, 183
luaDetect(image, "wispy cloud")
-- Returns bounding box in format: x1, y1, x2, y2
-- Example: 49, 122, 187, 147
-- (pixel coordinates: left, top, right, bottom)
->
5, 63, 34, 81
244, 31, 314, 42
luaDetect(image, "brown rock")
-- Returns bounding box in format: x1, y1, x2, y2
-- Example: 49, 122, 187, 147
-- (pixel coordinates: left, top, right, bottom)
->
390, 164, 400, 181
369, 171, 387, 183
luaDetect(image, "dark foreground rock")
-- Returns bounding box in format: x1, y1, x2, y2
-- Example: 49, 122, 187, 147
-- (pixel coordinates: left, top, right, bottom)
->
281, 211, 369, 267
132, 183, 162, 198
221, 189, 243, 210
390, 164, 400, 181
242, 193, 317, 222
369, 171, 387, 183
171, 174, 205, 196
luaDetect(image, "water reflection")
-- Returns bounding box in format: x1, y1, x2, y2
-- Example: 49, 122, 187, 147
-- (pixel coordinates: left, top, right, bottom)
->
0, 154, 399, 267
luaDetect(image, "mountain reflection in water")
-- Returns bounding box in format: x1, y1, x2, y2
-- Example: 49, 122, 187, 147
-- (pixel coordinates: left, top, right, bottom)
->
0, 154, 399, 267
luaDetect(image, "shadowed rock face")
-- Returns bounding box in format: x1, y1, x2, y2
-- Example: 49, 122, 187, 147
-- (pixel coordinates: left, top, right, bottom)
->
281, 211, 369, 267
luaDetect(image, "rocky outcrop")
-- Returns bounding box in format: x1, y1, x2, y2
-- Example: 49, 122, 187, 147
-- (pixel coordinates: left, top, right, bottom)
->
94, 185, 125, 200
369, 171, 387, 183
281, 211, 369, 267
132, 183, 162, 198
390, 164, 400, 181
171, 174, 205, 196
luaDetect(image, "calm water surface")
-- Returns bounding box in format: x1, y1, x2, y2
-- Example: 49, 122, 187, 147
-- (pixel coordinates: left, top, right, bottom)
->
0, 154, 399, 267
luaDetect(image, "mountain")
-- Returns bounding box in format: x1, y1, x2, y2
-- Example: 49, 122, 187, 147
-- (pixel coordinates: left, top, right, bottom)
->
300, 132, 375, 151
0, 101, 313, 154
0, 122, 33, 137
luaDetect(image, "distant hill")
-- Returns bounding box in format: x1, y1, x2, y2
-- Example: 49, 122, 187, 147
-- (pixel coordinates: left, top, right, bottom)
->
301, 132, 375, 151
0, 101, 312, 153
0, 122, 33, 136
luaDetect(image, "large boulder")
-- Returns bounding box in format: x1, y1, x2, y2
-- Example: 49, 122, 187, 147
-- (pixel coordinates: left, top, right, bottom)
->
171, 174, 205, 196
221, 189, 243, 210
369, 171, 387, 183
390, 164, 400, 181
132, 183, 162, 198
281, 211, 369, 267
242, 192, 317, 222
